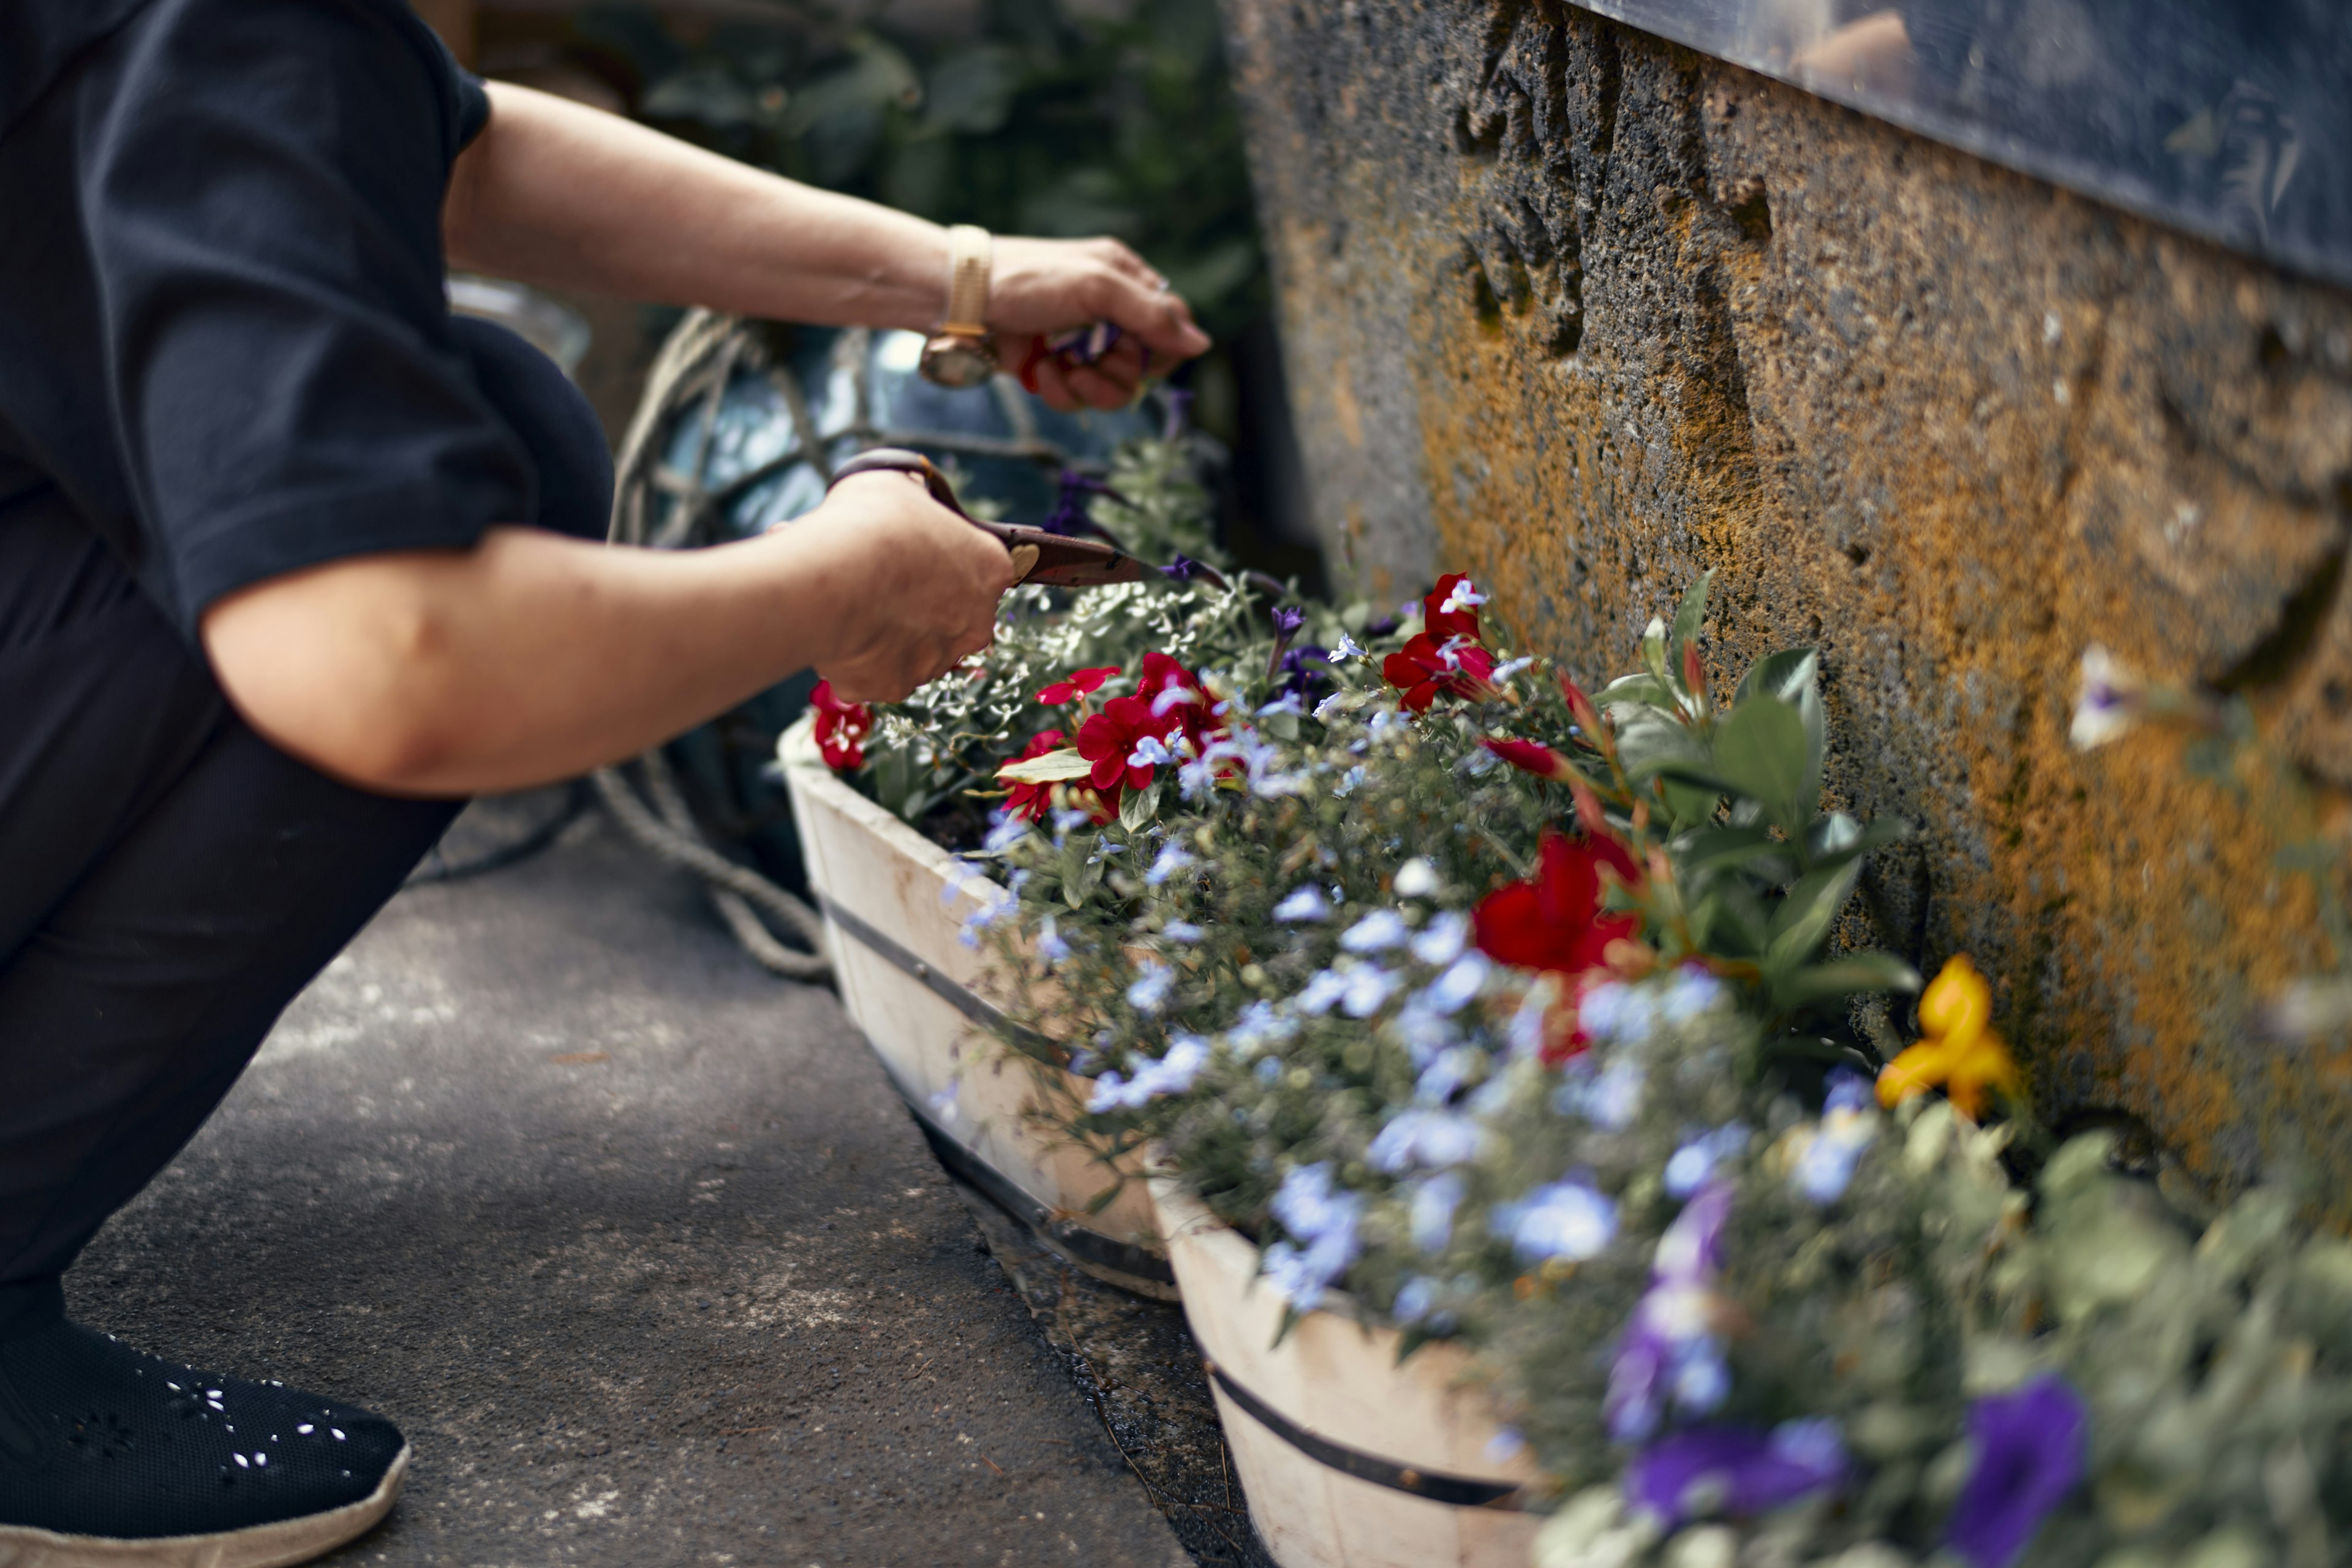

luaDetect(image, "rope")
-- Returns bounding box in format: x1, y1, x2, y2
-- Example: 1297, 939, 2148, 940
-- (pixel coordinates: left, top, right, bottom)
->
595, 309, 1120, 980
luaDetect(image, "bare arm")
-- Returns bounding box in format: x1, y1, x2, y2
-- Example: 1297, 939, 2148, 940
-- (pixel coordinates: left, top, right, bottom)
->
199, 474, 1014, 797
443, 81, 1208, 407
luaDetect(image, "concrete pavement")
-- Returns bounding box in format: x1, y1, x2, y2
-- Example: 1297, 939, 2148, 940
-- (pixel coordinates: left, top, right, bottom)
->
67, 799, 1192, 1567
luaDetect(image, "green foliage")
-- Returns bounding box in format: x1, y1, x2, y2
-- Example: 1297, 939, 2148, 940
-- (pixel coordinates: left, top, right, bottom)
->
610, 0, 1263, 337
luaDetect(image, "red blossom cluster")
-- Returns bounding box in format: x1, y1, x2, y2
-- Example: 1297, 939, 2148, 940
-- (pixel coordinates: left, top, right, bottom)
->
1472, 831, 1645, 1063
810, 680, 873, 771
1001, 729, 1071, 821
1074, 652, 1217, 804
1382, 573, 1499, 712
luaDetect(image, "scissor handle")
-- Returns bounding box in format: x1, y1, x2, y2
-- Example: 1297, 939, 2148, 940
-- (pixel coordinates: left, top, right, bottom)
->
826, 447, 1158, 588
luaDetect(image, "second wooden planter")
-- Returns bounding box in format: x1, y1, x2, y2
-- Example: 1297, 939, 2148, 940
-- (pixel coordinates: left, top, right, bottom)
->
1151, 1177, 1543, 1568
779, 716, 1172, 1298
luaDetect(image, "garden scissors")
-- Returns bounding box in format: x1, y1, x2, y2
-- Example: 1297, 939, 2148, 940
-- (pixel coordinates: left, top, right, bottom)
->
827, 447, 1223, 590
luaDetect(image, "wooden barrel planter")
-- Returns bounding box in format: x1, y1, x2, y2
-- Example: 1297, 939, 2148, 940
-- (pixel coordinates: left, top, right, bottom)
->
778, 716, 1174, 1298
1150, 1177, 1542, 1568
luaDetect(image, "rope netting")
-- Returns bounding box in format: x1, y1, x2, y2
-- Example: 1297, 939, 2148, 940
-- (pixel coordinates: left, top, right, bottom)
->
595, 309, 1143, 981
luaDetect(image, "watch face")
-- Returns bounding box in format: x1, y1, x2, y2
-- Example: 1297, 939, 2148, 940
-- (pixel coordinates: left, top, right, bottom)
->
919, 336, 997, 390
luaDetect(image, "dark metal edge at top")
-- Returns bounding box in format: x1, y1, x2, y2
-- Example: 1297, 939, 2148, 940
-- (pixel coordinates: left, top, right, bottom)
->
1569, 0, 2352, 294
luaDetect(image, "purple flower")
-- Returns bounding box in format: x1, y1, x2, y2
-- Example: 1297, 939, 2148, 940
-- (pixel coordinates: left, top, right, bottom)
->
1947, 1376, 2087, 1568
1627, 1420, 1848, 1525
1160, 554, 1201, 582
1041, 470, 1127, 541
1608, 1182, 1733, 1441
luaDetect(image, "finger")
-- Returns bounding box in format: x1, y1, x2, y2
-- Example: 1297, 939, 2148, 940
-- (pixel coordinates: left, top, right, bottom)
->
1030, 356, 1084, 413
1066, 364, 1129, 412
1087, 266, 1210, 361
1094, 337, 1150, 388
1089, 237, 1162, 287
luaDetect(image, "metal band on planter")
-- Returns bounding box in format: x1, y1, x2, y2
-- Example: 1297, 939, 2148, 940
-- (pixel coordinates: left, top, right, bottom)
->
815, 892, 1177, 1291
1200, 1357, 1531, 1510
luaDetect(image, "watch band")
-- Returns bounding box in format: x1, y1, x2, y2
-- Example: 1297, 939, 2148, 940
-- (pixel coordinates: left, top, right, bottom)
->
941, 224, 992, 337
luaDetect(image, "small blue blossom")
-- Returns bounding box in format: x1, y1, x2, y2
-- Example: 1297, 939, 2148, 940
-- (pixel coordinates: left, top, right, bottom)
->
1577, 981, 1658, 1047
1491, 655, 1534, 682
1340, 909, 1412, 952
1227, 1000, 1297, 1055
1264, 1163, 1365, 1311
1560, 1057, 1646, 1131
1392, 857, 1440, 899
1502, 1180, 1619, 1264
1295, 969, 1349, 1016
1161, 920, 1205, 944
1414, 1046, 1479, 1105
1125, 961, 1175, 1014
1662, 1124, 1751, 1199
1273, 885, 1332, 922
1254, 1057, 1282, 1082
983, 810, 1031, 853
1085, 1034, 1211, 1112
927, 1084, 960, 1126
1332, 765, 1368, 799
1416, 951, 1490, 1016
1824, 1068, 1874, 1115
1052, 807, 1094, 835
1257, 692, 1306, 718
1410, 1172, 1466, 1254
1391, 998, 1460, 1060
1411, 912, 1471, 968
1660, 966, 1729, 1025
1484, 1427, 1526, 1463
1438, 578, 1488, 614
1369, 1110, 1484, 1172
1035, 915, 1072, 965
1128, 733, 1177, 769
1145, 840, 1196, 886
1393, 1275, 1440, 1322
1790, 1104, 1877, 1205
1341, 964, 1399, 1019
1330, 631, 1368, 663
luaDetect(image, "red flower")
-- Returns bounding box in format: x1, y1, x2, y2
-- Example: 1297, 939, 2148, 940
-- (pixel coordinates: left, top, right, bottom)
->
1472, 831, 1642, 979
1483, 736, 1575, 783
1003, 729, 1067, 820
1038, 665, 1122, 707
1075, 652, 1215, 795
1384, 635, 1499, 713
1423, 571, 1485, 642
810, 680, 872, 771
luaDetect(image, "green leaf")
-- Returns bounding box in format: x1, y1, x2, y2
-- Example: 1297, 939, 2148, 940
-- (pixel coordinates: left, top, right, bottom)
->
1735, 647, 1819, 708
1697, 882, 1773, 957
1640, 616, 1672, 690
1660, 779, 1722, 831
998, 747, 1095, 785
1711, 695, 1814, 829
1770, 953, 1924, 1010
1765, 858, 1864, 975
1118, 782, 1163, 832
1669, 571, 1713, 666
1804, 813, 1909, 869
1677, 824, 1781, 875
1597, 673, 1678, 711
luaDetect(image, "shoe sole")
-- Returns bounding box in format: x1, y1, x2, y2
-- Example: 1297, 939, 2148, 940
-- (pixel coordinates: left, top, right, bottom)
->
0, 1444, 408, 1568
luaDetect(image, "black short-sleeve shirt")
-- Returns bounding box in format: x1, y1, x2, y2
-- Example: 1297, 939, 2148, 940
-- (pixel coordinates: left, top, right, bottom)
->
0, 0, 601, 641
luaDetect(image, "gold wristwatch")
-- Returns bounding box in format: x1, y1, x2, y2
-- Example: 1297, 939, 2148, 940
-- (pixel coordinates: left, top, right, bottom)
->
918, 224, 997, 389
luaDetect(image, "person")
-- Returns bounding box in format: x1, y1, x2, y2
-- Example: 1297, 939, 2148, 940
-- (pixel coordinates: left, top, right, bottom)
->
0, 0, 1210, 1558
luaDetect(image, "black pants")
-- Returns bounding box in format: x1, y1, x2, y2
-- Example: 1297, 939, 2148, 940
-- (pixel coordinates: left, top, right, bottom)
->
0, 317, 610, 1298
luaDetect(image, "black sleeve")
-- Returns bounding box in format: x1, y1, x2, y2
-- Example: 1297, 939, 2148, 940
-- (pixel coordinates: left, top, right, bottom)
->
83, 0, 533, 634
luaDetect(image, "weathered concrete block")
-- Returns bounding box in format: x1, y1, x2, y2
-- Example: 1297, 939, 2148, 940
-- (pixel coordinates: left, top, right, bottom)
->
1223, 0, 2352, 1208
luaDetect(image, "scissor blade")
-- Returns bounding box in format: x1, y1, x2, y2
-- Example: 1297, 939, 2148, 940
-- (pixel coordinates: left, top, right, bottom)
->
990, 527, 1151, 587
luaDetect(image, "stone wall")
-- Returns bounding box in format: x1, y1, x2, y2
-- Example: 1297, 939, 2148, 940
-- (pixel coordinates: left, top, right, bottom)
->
1220, 0, 2352, 1209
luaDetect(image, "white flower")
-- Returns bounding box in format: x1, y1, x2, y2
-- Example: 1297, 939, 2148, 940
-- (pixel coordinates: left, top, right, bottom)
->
1161, 920, 1205, 944
2069, 644, 2147, 750
1340, 910, 1412, 952
1227, 1000, 1297, 1055
1439, 578, 1488, 614
1410, 1172, 1466, 1254
1084, 1035, 1211, 1112
1368, 1110, 1484, 1172
1035, 915, 1072, 964
1331, 765, 1367, 798
1491, 655, 1534, 683
1393, 857, 1441, 899
1272, 885, 1332, 922
1257, 692, 1306, 718
1295, 969, 1349, 1016
1330, 631, 1368, 663
1128, 733, 1177, 769
1342, 965, 1399, 1018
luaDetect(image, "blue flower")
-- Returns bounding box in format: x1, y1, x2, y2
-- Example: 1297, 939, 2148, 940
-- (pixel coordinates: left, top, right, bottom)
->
1823, 1067, 1874, 1115
1414, 1046, 1479, 1105
1255, 1057, 1282, 1082
1228, 1000, 1297, 1054
1418, 951, 1488, 1014
1341, 910, 1412, 952
1627, 1422, 1849, 1526
1330, 632, 1368, 663
1085, 1035, 1210, 1112
1161, 920, 1205, 944
1576, 981, 1657, 1047
1273, 886, 1332, 922
1556, 1056, 1645, 1131
983, 810, 1031, 853
1660, 967, 1728, 1024
1947, 1377, 2087, 1568
1035, 916, 1072, 965
1393, 1275, 1440, 1322
1145, 840, 1196, 886
1662, 1125, 1750, 1199
1332, 765, 1367, 798
1342, 965, 1398, 1019
1264, 1163, 1365, 1310
1126, 962, 1175, 1014
1128, 733, 1177, 769
1788, 1103, 1877, 1205
1484, 1427, 1526, 1463
1368, 1110, 1484, 1173
1409, 1172, 1466, 1254
1502, 1180, 1618, 1263
1409, 911, 1469, 967
1257, 692, 1306, 718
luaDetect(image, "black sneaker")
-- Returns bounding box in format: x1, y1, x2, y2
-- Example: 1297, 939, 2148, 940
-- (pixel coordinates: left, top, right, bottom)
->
0, 1279, 407, 1566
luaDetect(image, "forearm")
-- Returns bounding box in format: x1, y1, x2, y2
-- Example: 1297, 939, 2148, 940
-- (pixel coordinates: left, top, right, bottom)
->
443, 82, 952, 331
203, 527, 862, 797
